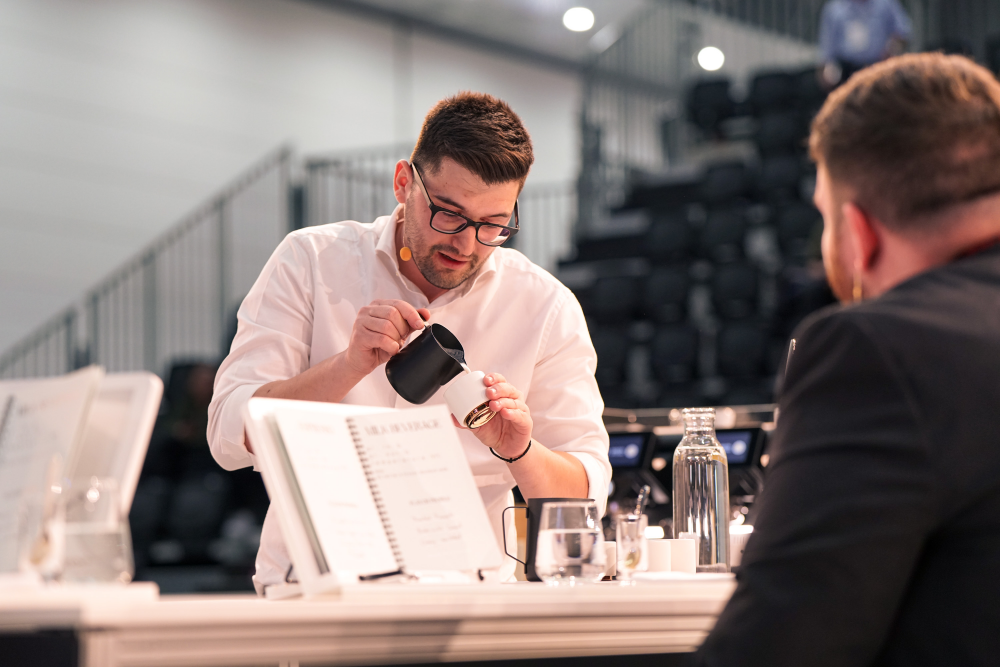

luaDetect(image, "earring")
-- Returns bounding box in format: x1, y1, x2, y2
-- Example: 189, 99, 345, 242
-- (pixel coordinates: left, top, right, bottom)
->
852, 266, 863, 302
399, 246, 412, 262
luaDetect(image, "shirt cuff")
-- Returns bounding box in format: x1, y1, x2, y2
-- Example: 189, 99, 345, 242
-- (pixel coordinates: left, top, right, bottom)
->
212, 382, 264, 471
568, 451, 610, 517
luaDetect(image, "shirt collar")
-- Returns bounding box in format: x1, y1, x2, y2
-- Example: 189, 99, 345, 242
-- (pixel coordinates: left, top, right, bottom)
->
374, 204, 501, 303
374, 205, 403, 265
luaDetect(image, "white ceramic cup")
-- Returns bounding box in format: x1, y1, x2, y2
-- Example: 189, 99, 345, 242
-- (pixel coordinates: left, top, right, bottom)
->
603, 541, 617, 577
444, 371, 496, 429
646, 539, 672, 572
669, 538, 697, 574
729, 526, 753, 568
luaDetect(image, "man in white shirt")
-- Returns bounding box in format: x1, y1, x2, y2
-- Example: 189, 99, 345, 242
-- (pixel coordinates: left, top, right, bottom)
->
207, 92, 611, 593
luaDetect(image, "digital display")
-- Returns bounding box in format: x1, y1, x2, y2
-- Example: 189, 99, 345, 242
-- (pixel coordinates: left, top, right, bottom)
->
608, 433, 648, 469
717, 429, 753, 465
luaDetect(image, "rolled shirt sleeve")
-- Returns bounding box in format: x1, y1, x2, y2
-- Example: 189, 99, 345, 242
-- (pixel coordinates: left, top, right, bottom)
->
527, 290, 611, 515
207, 233, 316, 471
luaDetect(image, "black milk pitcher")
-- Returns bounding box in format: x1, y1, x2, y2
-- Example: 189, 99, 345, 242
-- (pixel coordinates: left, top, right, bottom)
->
385, 323, 467, 404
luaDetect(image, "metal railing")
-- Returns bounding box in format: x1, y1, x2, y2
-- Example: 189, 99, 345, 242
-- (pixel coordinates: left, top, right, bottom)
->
305, 143, 412, 230
2, 143, 576, 380
305, 145, 576, 273
685, 0, 933, 51
0, 147, 292, 380
681, 0, 828, 44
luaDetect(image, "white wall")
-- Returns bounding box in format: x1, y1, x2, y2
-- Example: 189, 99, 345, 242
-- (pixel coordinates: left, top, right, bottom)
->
691, 6, 819, 96
0, 0, 582, 352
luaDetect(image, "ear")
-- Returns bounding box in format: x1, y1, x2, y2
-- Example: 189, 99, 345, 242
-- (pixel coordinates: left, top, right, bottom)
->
393, 160, 411, 206
842, 201, 882, 271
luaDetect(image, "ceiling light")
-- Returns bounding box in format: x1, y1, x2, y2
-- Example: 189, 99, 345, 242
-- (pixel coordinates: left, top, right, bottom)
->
697, 46, 725, 71
563, 7, 595, 32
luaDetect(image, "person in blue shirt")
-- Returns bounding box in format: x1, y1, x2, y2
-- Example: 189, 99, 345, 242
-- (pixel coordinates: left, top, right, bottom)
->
819, 0, 911, 86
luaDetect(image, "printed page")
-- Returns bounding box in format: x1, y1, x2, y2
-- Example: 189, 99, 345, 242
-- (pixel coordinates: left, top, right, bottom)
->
351, 405, 502, 573
272, 406, 398, 577
0, 366, 104, 573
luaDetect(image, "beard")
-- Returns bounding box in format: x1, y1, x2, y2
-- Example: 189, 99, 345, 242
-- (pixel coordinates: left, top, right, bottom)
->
400, 206, 483, 290
413, 242, 483, 290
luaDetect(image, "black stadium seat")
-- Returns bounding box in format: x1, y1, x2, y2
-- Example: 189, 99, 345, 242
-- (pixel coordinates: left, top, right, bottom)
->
591, 327, 630, 389
749, 71, 797, 115
165, 472, 231, 562
588, 275, 642, 324
794, 66, 828, 112
717, 322, 769, 378
700, 162, 750, 203
699, 208, 746, 263
658, 388, 705, 409
650, 325, 699, 385
688, 78, 736, 133
776, 202, 823, 263
755, 110, 805, 155
988, 35, 1000, 78
756, 154, 802, 200
570, 66, 846, 411
645, 216, 693, 262
643, 266, 690, 323
573, 234, 646, 262
712, 263, 759, 320
723, 380, 774, 406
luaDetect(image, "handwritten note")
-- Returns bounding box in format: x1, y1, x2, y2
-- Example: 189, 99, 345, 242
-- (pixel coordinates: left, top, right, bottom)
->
272, 408, 398, 577
351, 406, 502, 572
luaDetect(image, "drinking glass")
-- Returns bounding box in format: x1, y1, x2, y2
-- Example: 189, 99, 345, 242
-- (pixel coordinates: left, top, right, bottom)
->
533, 500, 606, 585
62, 477, 134, 584
615, 514, 648, 581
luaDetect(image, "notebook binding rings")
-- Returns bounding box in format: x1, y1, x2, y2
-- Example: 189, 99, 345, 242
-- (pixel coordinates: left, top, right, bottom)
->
349, 419, 406, 569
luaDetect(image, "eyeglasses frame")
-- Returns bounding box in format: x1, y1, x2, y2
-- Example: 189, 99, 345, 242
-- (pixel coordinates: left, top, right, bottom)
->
409, 162, 519, 247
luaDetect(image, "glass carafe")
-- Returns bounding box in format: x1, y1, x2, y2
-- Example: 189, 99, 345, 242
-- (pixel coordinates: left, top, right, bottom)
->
672, 408, 730, 573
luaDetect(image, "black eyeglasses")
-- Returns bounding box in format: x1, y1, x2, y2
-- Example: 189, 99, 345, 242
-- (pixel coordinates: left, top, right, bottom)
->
410, 163, 519, 247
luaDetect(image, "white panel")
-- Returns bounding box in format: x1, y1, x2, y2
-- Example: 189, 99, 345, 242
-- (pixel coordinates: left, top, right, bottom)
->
0, 0, 581, 353
410, 34, 582, 185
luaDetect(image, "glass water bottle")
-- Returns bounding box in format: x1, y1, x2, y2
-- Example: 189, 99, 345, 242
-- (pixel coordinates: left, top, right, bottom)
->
672, 407, 730, 572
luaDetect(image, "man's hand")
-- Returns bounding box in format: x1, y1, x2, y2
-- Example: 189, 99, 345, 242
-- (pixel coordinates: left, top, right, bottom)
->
449, 372, 588, 498
459, 372, 533, 459
343, 299, 430, 376
253, 299, 429, 406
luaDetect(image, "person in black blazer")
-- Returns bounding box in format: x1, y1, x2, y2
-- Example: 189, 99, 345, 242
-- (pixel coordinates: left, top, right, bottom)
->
693, 53, 1000, 666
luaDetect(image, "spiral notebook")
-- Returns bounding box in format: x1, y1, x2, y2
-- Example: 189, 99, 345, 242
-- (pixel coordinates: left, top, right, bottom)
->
246, 398, 501, 594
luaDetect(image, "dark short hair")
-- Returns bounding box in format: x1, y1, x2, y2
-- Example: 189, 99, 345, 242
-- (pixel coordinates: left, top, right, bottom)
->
809, 53, 1000, 228
411, 92, 534, 186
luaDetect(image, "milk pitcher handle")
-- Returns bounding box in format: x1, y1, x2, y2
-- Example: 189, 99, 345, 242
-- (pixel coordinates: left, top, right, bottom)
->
501, 506, 527, 566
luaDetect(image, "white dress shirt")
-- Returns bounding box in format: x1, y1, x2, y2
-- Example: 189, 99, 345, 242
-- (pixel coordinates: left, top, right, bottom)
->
207, 205, 611, 593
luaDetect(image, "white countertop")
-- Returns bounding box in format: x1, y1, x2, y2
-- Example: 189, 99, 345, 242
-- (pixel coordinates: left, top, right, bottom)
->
1, 578, 736, 666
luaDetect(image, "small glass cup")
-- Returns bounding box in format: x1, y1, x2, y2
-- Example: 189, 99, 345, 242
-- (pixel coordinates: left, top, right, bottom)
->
61, 477, 134, 584
534, 500, 606, 585
615, 514, 648, 582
